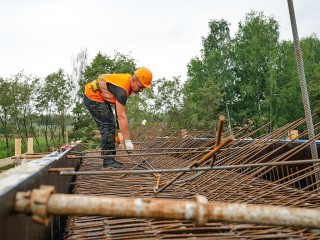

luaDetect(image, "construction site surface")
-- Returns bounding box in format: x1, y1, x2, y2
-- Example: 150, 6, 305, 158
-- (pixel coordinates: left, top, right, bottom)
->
1, 118, 320, 239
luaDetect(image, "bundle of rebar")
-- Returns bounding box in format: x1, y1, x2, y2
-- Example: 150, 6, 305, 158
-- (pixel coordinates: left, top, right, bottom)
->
64, 120, 320, 239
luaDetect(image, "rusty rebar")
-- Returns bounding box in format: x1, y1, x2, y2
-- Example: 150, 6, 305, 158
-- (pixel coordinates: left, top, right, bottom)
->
15, 186, 320, 228
59, 159, 320, 176
63, 119, 320, 239
67, 150, 213, 159
71, 147, 211, 154
154, 135, 234, 193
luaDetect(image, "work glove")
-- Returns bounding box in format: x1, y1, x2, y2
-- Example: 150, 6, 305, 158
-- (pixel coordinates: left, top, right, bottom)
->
124, 140, 134, 154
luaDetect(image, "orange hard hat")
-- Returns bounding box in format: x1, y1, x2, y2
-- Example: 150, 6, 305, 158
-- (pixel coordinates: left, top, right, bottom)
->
134, 67, 153, 88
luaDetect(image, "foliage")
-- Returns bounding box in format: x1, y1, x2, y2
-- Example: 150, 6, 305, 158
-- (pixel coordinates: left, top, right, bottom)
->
35, 69, 71, 150
70, 48, 89, 141
230, 11, 280, 127
182, 19, 231, 129
300, 35, 320, 124
139, 76, 184, 129
80, 51, 136, 89
184, 11, 320, 132
0, 73, 38, 155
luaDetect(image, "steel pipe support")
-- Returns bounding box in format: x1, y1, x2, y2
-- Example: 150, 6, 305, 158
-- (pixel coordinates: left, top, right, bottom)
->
15, 185, 55, 226
60, 158, 320, 176
15, 185, 320, 228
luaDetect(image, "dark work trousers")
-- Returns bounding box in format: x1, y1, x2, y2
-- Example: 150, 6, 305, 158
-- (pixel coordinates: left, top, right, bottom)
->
83, 94, 116, 156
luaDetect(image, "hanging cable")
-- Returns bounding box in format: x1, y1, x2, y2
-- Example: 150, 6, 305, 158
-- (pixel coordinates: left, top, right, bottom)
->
287, 0, 319, 183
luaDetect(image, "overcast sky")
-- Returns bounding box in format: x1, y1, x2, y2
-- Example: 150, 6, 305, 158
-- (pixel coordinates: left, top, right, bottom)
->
0, 0, 319, 82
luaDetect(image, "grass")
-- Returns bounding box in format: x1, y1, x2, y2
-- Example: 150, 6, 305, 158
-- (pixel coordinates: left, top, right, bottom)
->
0, 138, 13, 158
0, 135, 66, 159
0, 135, 68, 170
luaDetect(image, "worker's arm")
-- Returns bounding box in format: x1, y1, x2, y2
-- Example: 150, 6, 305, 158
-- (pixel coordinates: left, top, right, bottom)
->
116, 101, 134, 152
115, 101, 130, 140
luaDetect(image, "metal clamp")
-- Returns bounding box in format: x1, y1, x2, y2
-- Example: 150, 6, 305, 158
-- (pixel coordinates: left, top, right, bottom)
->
195, 195, 208, 226
15, 185, 55, 226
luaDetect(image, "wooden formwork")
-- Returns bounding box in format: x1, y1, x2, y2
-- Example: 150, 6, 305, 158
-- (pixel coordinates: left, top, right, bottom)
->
0, 144, 82, 240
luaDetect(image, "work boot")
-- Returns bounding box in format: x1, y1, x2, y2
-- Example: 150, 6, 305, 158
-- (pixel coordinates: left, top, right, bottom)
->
102, 158, 124, 169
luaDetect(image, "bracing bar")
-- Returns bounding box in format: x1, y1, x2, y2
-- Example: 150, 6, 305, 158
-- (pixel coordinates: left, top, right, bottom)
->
15, 185, 320, 229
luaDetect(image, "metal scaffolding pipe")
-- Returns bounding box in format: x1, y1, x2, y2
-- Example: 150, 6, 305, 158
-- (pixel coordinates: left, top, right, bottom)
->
71, 147, 212, 154
15, 185, 320, 229
67, 150, 212, 159
58, 158, 320, 176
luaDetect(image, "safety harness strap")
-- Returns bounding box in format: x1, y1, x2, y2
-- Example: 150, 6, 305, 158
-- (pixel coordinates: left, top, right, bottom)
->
90, 80, 102, 93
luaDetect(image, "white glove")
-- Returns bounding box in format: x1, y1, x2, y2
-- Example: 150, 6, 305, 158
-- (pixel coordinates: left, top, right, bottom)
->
124, 140, 134, 153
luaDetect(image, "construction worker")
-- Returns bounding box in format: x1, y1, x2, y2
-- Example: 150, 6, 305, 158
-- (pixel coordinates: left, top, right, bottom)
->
83, 67, 153, 169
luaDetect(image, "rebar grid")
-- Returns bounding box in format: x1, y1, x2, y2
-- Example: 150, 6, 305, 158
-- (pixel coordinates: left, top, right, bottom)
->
65, 121, 320, 239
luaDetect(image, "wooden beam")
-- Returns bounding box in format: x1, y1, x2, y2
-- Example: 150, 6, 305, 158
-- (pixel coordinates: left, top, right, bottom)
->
15, 139, 21, 157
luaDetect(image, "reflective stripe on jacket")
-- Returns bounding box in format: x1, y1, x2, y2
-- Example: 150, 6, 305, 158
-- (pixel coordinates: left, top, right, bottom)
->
85, 74, 132, 103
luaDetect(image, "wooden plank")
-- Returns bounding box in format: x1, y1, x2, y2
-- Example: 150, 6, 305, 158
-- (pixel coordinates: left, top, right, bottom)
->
27, 138, 34, 154
11, 155, 47, 159
288, 130, 299, 140
15, 139, 21, 157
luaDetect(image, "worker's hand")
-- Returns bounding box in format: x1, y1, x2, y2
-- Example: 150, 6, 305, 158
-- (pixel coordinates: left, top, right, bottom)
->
124, 140, 134, 154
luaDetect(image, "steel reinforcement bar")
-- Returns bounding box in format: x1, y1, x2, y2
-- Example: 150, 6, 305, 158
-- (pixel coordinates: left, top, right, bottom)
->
15, 185, 320, 229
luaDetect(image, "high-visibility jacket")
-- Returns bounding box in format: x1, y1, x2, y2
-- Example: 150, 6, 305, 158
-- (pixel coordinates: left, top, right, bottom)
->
85, 74, 133, 104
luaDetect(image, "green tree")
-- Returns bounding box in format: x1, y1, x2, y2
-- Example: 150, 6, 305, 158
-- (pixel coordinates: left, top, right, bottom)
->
0, 77, 17, 155
80, 51, 136, 89
10, 73, 38, 147
144, 76, 184, 129
232, 11, 280, 127
182, 19, 231, 129
70, 48, 88, 141
267, 40, 303, 127
36, 69, 70, 150
267, 35, 320, 128
300, 35, 320, 124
